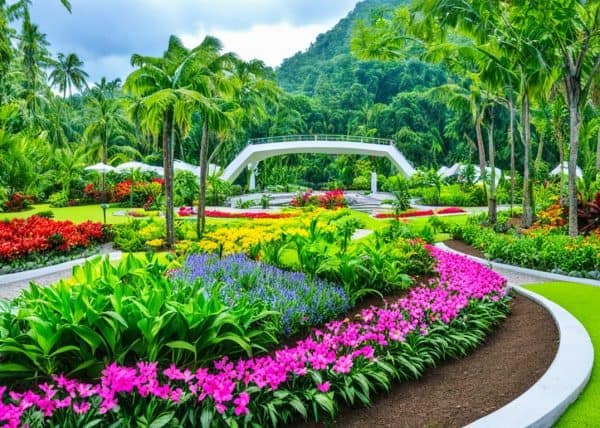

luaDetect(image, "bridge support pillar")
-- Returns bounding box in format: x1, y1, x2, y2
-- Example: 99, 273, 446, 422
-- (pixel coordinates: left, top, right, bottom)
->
248, 163, 258, 191
371, 171, 377, 194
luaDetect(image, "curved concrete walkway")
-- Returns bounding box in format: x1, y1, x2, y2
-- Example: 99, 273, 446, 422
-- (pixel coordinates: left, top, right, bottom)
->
436, 243, 594, 427
0, 249, 122, 299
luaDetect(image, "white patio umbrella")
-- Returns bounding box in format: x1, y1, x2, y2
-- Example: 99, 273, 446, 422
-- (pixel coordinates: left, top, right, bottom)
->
84, 163, 115, 222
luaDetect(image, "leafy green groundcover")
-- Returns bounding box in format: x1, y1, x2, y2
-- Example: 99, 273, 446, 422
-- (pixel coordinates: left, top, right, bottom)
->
524, 282, 600, 427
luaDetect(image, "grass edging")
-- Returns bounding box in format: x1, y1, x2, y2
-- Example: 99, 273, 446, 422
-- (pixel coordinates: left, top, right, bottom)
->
467, 285, 593, 427
522, 282, 600, 426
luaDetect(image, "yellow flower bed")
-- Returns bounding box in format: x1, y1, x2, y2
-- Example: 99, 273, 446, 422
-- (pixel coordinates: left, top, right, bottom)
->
195, 208, 340, 255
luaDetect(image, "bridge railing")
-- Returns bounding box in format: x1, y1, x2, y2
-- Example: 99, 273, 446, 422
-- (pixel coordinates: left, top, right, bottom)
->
248, 135, 395, 145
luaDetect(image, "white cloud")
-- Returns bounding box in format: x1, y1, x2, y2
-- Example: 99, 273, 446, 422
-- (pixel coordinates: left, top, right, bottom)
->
181, 20, 338, 67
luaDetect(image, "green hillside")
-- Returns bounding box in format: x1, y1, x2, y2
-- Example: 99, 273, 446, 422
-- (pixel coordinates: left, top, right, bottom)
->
277, 0, 409, 93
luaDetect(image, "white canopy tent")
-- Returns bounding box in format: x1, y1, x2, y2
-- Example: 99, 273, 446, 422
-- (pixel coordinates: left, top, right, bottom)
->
115, 161, 164, 176
438, 163, 501, 185
174, 160, 221, 177
438, 163, 461, 179
550, 162, 583, 179
84, 162, 116, 173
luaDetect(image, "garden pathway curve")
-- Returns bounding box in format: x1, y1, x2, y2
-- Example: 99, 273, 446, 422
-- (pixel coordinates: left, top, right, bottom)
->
0, 244, 118, 300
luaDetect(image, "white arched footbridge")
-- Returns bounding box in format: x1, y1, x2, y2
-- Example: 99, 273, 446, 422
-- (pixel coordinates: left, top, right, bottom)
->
221, 135, 416, 190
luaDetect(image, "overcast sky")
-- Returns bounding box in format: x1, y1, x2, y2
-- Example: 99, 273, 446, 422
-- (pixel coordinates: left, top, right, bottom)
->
29, 0, 360, 84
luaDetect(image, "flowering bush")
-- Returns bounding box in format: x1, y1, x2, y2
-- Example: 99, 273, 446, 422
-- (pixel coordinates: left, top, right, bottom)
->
173, 253, 351, 335
291, 190, 319, 207
1, 249, 509, 427
112, 180, 133, 202
291, 190, 347, 210
82, 183, 101, 203
3, 192, 34, 212
0, 216, 106, 265
375, 207, 465, 219
318, 189, 347, 209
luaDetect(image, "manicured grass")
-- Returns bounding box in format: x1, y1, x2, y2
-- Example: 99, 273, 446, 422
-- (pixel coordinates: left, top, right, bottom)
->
524, 282, 600, 426
372, 213, 470, 242
0, 204, 132, 224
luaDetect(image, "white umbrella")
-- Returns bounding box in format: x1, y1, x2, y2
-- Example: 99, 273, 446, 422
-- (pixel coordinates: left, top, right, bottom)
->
84, 162, 116, 173
115, 161, 164, 176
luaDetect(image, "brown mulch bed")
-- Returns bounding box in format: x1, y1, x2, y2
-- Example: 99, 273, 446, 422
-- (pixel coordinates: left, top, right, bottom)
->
298, 294, 558, 428
444, 239, 486, 259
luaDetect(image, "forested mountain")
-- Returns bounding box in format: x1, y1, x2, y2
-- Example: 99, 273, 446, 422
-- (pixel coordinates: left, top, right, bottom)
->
277, 0, 409, 94
269, 0, 496, 179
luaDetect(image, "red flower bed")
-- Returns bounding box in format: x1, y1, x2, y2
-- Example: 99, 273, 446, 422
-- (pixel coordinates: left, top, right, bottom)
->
0, 216, 105, 262
177, 207, 295, 219
375, 207, 465, 219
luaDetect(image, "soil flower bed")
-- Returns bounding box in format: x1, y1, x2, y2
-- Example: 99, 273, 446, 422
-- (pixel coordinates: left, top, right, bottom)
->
2, 248, 509, 427
177, 207, 296, 219
375, 207, 466, 219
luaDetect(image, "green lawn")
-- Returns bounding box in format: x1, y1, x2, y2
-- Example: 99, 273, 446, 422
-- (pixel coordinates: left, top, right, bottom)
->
0, 203, 132, 224
524, 282, 600, 427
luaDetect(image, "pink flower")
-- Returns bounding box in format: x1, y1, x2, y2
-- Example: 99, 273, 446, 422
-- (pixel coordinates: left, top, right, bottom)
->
233, 392, 250, 416
333, 356, 353, 374
317, 382, 331, 393
73, 401, 91, 414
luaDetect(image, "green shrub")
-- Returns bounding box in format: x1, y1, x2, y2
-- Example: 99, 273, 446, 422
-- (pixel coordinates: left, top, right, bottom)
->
0, 255, 280, 381
48, 191, 69, 208
351, 175, 370, 190
36, 210, 55, 219
454, 223, 600, 275
174, 170, 199, 206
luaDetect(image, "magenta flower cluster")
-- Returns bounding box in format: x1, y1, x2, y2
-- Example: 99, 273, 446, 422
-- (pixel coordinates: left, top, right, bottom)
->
0, 248, 506, 427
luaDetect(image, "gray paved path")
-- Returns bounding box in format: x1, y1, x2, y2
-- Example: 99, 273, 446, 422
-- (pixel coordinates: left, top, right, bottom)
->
0, 244, 118, 300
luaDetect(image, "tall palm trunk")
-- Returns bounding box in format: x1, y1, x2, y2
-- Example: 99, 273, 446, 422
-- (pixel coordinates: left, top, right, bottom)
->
566, 81, 582, 237
555, 118, 565, 205
197, 119, 209, 239
163, 110, 175, 248
475, 107, 487, 196
595, 126, 600, 172
535, 131, 545, 165
508, 96, 516, 215
488, 106, 497, 224
522, 92, 533, 227
101, 131, 108, 206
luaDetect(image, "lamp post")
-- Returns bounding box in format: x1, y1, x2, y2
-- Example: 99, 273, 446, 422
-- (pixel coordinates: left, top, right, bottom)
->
84, 163, 116, 225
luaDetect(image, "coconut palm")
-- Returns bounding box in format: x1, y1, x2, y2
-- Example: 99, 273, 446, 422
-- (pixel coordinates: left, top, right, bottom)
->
184, 36, 237, 238
125, 35, 224, 247
49, 52, 88, 98
83, 89, 134, 165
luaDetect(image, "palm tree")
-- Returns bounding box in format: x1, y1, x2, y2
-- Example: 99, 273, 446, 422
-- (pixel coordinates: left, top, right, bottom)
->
124, 35, 221, 247
185, 36, 236, 238
83, 89, 133, 165
49, 52, 88, 97
50, 144, 87, 197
